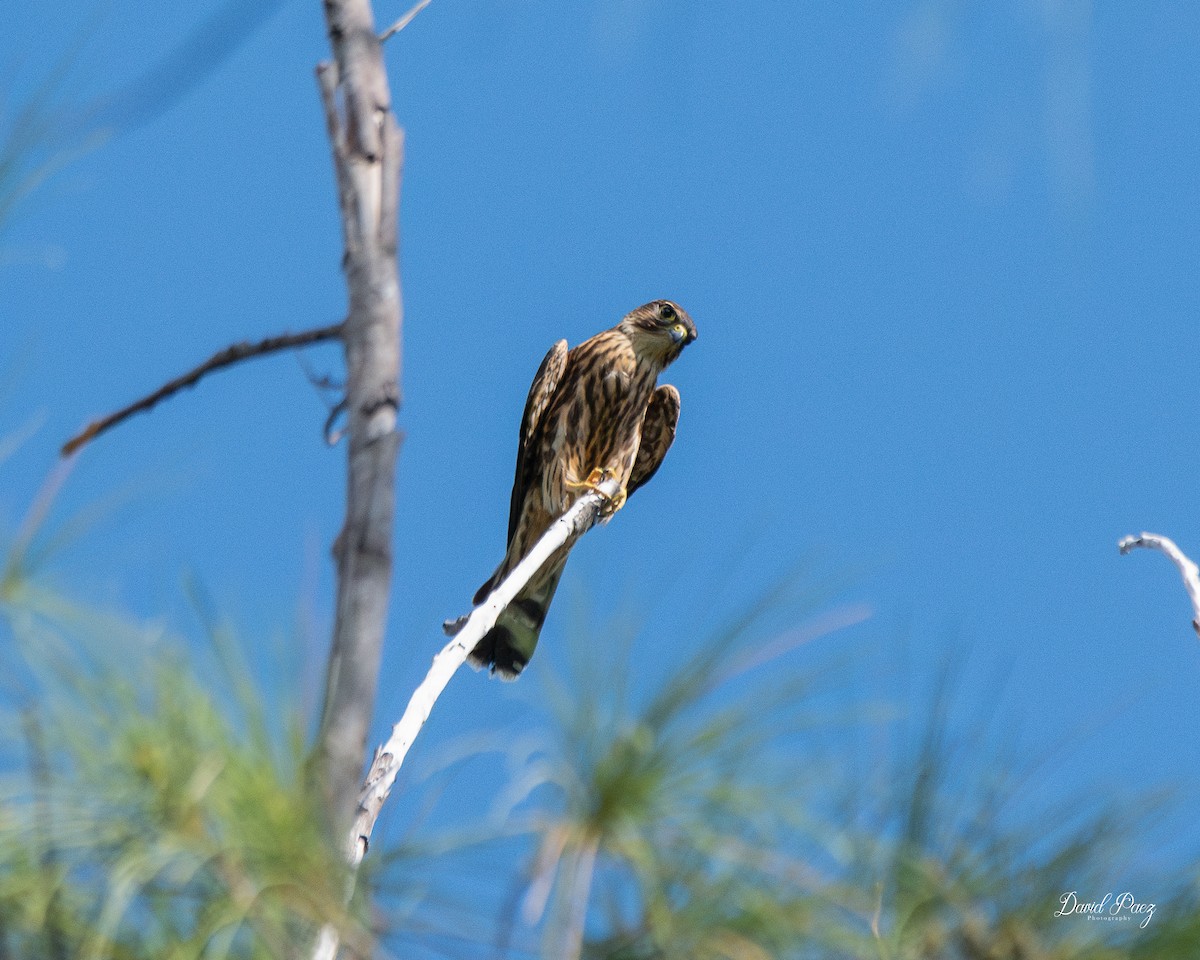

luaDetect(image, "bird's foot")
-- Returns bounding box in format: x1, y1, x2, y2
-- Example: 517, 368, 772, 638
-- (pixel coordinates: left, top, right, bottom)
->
566, 467, 627, 516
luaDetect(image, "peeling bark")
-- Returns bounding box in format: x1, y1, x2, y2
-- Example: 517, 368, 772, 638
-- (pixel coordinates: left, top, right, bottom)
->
313, 0, 404, 832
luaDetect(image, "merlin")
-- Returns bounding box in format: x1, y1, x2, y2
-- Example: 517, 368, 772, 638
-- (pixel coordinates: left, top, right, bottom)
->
452, 299, 698, 679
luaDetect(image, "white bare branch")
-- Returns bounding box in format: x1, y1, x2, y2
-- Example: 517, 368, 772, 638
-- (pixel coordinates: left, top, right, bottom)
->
379, 0, 432, 42
312, 479, 620, 960
1118, 531, 1200, 638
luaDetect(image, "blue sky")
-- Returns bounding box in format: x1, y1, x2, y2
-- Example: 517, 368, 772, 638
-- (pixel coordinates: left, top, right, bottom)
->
4, 0, 1200, 884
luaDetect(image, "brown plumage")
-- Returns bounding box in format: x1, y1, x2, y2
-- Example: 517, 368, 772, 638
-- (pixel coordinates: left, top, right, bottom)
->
455, 299, 697, 679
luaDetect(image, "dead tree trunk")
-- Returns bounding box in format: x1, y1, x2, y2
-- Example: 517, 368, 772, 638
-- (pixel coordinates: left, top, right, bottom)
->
313, 0, 404, 831
56, 0, 408, 857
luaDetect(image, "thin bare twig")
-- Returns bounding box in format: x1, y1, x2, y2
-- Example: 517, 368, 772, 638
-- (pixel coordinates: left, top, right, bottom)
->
379, 0, 432, 42
294, 348, 345, 395
1118, 531, 1200, 637
61, 323, 344, 456
312, 480, 621, 960
323, 398, 350, 447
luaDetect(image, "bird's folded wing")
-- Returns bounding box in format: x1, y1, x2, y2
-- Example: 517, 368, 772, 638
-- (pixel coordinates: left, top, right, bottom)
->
508, 339, 568, 546
627, 383, 680, 500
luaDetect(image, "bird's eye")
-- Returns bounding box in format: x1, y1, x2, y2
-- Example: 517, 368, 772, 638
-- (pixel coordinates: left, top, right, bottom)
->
659, 303, 677, 322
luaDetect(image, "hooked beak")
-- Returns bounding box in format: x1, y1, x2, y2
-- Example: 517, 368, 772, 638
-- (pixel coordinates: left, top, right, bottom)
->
669, 323, 697, 345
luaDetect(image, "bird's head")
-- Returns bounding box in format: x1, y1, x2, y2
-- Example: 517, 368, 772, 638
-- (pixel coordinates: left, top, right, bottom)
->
619, 300, 698, 368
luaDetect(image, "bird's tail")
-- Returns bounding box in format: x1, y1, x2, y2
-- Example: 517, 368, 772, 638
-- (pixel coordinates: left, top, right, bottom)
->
460, 562, 565, 680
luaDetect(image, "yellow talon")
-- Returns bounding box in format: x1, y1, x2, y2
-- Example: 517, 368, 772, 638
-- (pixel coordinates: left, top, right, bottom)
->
566, 467, 627, 515
565, 467, 609, 491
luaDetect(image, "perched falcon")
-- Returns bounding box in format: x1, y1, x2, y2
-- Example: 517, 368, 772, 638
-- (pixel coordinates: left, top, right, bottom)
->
454, 300, 697, 679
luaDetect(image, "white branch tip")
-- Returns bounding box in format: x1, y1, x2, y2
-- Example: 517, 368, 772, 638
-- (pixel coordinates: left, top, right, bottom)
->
1119, 530, 1200, 638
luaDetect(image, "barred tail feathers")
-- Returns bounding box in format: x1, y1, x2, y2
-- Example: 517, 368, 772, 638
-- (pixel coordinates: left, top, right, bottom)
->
467, 565, 564, 680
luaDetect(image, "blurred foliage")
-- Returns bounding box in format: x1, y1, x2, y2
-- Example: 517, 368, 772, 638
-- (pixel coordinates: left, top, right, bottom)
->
0, 45, 108, 236
0, 451, 373, 959
0, 439, 1196, 960
0, 581, 359, 957
2, 2, 283, 239
501, 584, 857, 960
499, 592, 1200, 960
0, 445, 504, 960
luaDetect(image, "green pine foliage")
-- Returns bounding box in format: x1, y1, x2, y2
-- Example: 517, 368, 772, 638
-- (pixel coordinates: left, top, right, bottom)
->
0, 582, 361, 959
0, 458, 368, 958
505, 595, 1200, 960
0, 455, 1195, 960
